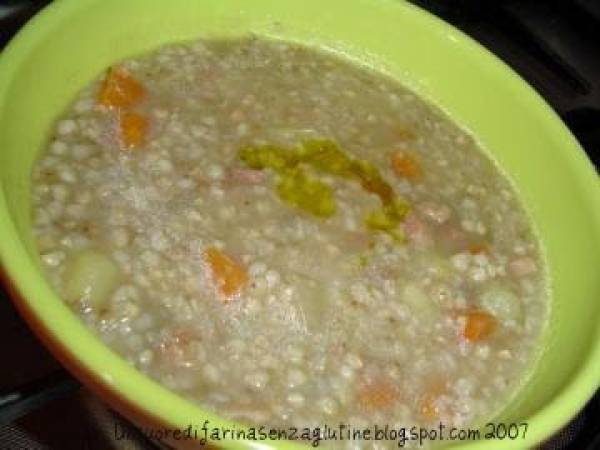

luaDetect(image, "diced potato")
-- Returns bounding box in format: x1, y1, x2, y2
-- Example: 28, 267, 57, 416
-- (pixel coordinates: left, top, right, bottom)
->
480, 283, 523, 325
205, 247, 248, 298
119, 111, 148, 149
98, 68, 146, 109
63, 250, 120, 308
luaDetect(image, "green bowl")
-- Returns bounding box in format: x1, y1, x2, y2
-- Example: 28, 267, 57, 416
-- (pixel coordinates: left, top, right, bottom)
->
0, 0, 599, 448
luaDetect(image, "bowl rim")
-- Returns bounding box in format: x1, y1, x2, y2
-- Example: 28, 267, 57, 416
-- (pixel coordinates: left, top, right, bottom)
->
0, 0, 599, 449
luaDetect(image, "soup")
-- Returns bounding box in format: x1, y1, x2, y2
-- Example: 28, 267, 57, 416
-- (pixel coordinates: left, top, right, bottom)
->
32, 38, 548, 447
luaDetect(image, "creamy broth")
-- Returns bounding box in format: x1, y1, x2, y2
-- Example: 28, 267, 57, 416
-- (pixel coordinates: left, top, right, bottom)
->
32, 38, 548, 448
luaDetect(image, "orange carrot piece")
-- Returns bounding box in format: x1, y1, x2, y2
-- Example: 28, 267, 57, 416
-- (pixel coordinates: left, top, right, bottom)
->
357, 379, 399, 410
462, 310, 497, 342
98, 68, 146, 109
419, 382, 447, 421
205, 247, 248, 298
119, 111, 148, 149
420, 394, 440, 421
391, 151, 423, 180
468, 243, 488, 255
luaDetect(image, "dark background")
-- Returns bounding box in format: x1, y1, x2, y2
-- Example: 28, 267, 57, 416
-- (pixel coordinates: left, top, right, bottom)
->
0, 1, 598, 449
